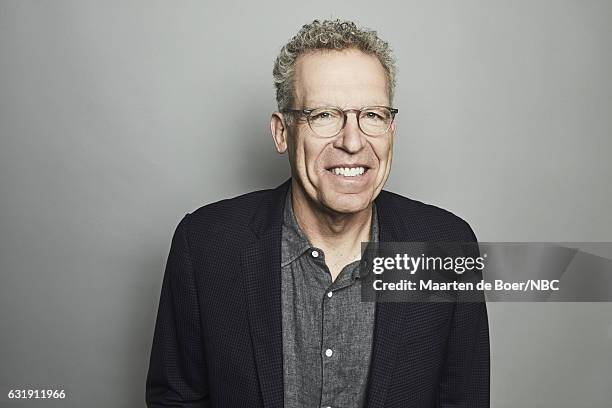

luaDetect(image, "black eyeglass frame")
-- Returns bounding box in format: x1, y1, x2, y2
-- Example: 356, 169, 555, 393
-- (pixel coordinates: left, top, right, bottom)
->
281, 106, 399, 138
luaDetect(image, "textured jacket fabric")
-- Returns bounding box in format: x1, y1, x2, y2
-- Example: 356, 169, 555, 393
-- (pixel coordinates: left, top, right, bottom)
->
145, 178, 490, 408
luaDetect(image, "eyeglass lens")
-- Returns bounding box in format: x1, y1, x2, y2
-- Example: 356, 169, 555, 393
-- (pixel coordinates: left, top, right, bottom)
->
307, 107, 393, 137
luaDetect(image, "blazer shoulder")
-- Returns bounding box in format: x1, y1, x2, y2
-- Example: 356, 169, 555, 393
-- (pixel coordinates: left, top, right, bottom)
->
378, 190, 477, 242
179, 188, 273, 243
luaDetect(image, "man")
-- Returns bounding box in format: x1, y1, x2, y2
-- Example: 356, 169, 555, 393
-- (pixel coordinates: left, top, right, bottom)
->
146, 19, 489, 407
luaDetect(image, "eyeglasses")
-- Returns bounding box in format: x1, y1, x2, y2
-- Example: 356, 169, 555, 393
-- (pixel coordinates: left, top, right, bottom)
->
281, 106, 399, 138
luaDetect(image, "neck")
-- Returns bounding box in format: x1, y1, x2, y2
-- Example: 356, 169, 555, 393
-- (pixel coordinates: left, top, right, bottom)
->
291, 180, 372, 258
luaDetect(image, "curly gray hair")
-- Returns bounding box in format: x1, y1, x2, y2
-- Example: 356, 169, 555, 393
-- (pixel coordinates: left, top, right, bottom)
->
273, 19, 397, 113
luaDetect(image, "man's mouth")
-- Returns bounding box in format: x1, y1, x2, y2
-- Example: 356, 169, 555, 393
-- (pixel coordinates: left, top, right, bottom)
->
326, 166, 369, 177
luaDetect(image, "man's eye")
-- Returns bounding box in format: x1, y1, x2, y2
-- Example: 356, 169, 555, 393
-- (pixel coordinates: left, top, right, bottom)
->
363, 109, 391, 122
311, 111, 337, 121
365, 111, 383, 120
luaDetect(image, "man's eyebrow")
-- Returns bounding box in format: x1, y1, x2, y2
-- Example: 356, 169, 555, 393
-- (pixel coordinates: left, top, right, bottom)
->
299, 100, 331, 108
301, 102, 391, 109
300, 98, 390, 105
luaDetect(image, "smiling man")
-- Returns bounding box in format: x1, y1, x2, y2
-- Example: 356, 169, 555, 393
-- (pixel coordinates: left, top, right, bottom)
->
146, 19, 490, 408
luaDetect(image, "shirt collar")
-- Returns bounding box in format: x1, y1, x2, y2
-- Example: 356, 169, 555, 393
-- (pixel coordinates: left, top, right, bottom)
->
281, 185, 312, 267
280, 185, 380, 269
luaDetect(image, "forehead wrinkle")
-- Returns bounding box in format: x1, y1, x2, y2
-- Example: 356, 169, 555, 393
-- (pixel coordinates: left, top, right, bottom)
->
292, 49, 389, 109
298, 82, 389, 109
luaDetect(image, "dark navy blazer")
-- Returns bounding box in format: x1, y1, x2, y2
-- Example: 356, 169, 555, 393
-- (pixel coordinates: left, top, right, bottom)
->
146, 179, 490, 407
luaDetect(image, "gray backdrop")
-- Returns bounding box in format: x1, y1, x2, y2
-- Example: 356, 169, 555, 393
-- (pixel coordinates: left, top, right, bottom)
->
1, 1, 611, 407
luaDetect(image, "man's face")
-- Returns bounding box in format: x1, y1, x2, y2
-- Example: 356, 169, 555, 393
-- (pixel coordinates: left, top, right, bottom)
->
272, 48, 395, 214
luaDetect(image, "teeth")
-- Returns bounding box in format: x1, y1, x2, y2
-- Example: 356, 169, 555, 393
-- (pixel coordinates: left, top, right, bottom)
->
331, 167, 366, 177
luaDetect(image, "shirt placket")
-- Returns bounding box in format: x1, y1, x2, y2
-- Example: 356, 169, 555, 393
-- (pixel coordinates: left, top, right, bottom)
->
310, 247, 358, 408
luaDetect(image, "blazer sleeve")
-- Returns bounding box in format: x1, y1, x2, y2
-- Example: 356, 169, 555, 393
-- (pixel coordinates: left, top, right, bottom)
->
436, 222, 491, 407
146, 214, 211, 407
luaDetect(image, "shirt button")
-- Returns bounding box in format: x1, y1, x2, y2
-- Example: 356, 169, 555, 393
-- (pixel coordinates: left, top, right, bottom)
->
327, 291, 333, 298
325, 348, 333, 357
311, 250, 319, 258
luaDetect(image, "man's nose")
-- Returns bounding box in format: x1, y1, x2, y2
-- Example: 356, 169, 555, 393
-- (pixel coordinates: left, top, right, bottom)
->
333, 113, 366, 153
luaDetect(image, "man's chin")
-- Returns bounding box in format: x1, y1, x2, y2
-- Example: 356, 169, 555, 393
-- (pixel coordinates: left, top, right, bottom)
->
319, 191, 373, 215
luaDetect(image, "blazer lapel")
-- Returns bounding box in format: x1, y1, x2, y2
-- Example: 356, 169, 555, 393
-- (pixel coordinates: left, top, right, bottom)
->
366, 192, 411, 408
242, 179, 290, 408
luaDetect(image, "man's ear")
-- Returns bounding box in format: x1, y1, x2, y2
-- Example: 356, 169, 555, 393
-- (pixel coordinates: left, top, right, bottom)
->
270, 112, 289, 153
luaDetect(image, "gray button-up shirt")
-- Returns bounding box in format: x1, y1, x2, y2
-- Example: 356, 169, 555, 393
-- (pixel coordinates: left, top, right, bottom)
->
281, 186, 378, 408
